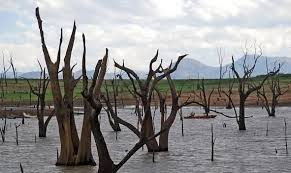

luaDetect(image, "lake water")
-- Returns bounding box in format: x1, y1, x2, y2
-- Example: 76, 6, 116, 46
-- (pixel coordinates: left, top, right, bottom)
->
0, 106, 291, 173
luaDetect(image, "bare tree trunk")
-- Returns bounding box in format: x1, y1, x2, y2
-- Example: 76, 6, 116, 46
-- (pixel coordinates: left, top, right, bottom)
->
75, 34, 96, 165
102, 80, 121, 132
226, 97, 232, 109
91, 109, 115, 173
211, 123, 214, 161
25, 64, 51, 137
112, 79, 121, 131
36, 7, 91, 166
0, 115, 7, 142
238, 99, 246, 130
0, 74, 4, 101
158, 105, 179, 151
38, 119, 46, 137
15, 123, 20, 145
230, 49, 280, 130
9, 56, 18, 84
270, 95, 276, 117
143, 106, 159, 152
157, 73, 180, 151
204, 106, 210, 116
82, 48, 116, 172
193, 78, 214, 115
115, 51, 186, 152
75, 105, 95, 165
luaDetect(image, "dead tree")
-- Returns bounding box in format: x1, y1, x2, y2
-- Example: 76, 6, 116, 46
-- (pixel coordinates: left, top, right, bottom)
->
0, 74, 4, 101
36, 7, 95, 165
156, 71, 195, 151
180, 108, 184, 136
2, 52, 10, 87
193, 78, 215, 116
117, 74, 143, 130
154, 88, 167, 133
217, 48, 228, 96
25, 61, 53, 137
217, 50, 232, 109
115, 50, 187, 152
0, 115, 7, 142
75, 34, 96, 165
284, 118, 288, 154
230, 49, 280, 130
101, 79, 121, 131
223, 71, 235, 109
82, 50, 167, 173
257, 68, 288, 117
22, 114, 25, 125
1, 53, 11, 99
156, 71, 235, 151
15, 123, 20, 145
20, 163, 24, 173
210, 123, 215, 161
9, 54, 17, 84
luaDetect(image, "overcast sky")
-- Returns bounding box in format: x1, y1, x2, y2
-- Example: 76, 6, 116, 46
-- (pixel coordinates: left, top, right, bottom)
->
1, 0, 291, 72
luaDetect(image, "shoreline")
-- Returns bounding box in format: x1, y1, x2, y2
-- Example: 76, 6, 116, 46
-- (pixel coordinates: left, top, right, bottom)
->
1, 103, 290, 119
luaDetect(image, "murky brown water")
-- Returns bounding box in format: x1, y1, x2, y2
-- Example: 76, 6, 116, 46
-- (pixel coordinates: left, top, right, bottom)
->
0, 106, 291, 173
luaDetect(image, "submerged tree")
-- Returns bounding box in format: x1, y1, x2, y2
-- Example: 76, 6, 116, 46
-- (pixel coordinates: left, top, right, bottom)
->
257, 63, 287, 117
217, 47, 228, 97
117, 74, 143, 130
193, 78, 215, 116
155, 70, 196, 151
101, 79, 121, 131
36, 7, 95, 165
81, 49, 174, 172
0, 53, 11, 100
9, 54, 17, 84
1, 52, 10, 87
25, 61, 54, 137
115, 51, 187, 152
222, 71, 235, 109
230, 48, 280, 130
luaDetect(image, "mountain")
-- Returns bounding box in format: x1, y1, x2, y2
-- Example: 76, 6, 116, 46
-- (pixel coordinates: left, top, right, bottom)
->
19, 71, 43, 79
231, 56, 291, 76
171, 58, 217, 79
172, 55, 291, 79
2, 71, 43, 79
3, 55, 291, 79
73, 70, 147, 79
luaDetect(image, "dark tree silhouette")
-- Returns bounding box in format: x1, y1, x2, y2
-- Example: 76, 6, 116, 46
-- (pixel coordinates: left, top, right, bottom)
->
193, 78, 215, 116
114, 51, 187, 152
257, 63, 287, 117
230, 49, 280, 130
82, 48, 168, 173
101, 79, 121, 131
25, 61, 53, 137
36, 7, 95, 165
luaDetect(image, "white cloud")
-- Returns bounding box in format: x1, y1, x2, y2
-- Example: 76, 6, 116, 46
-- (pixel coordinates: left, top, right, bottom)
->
149, 0, 186, 18
0, 0, 291, 72
193, 0, 259, 20
37, 0, 65, 9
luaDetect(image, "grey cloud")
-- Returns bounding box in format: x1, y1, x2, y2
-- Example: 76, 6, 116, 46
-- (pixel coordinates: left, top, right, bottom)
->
0, 0, 291, 72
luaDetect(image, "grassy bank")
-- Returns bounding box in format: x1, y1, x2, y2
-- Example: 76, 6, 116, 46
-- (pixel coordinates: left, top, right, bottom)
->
0, 74, 290, 105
